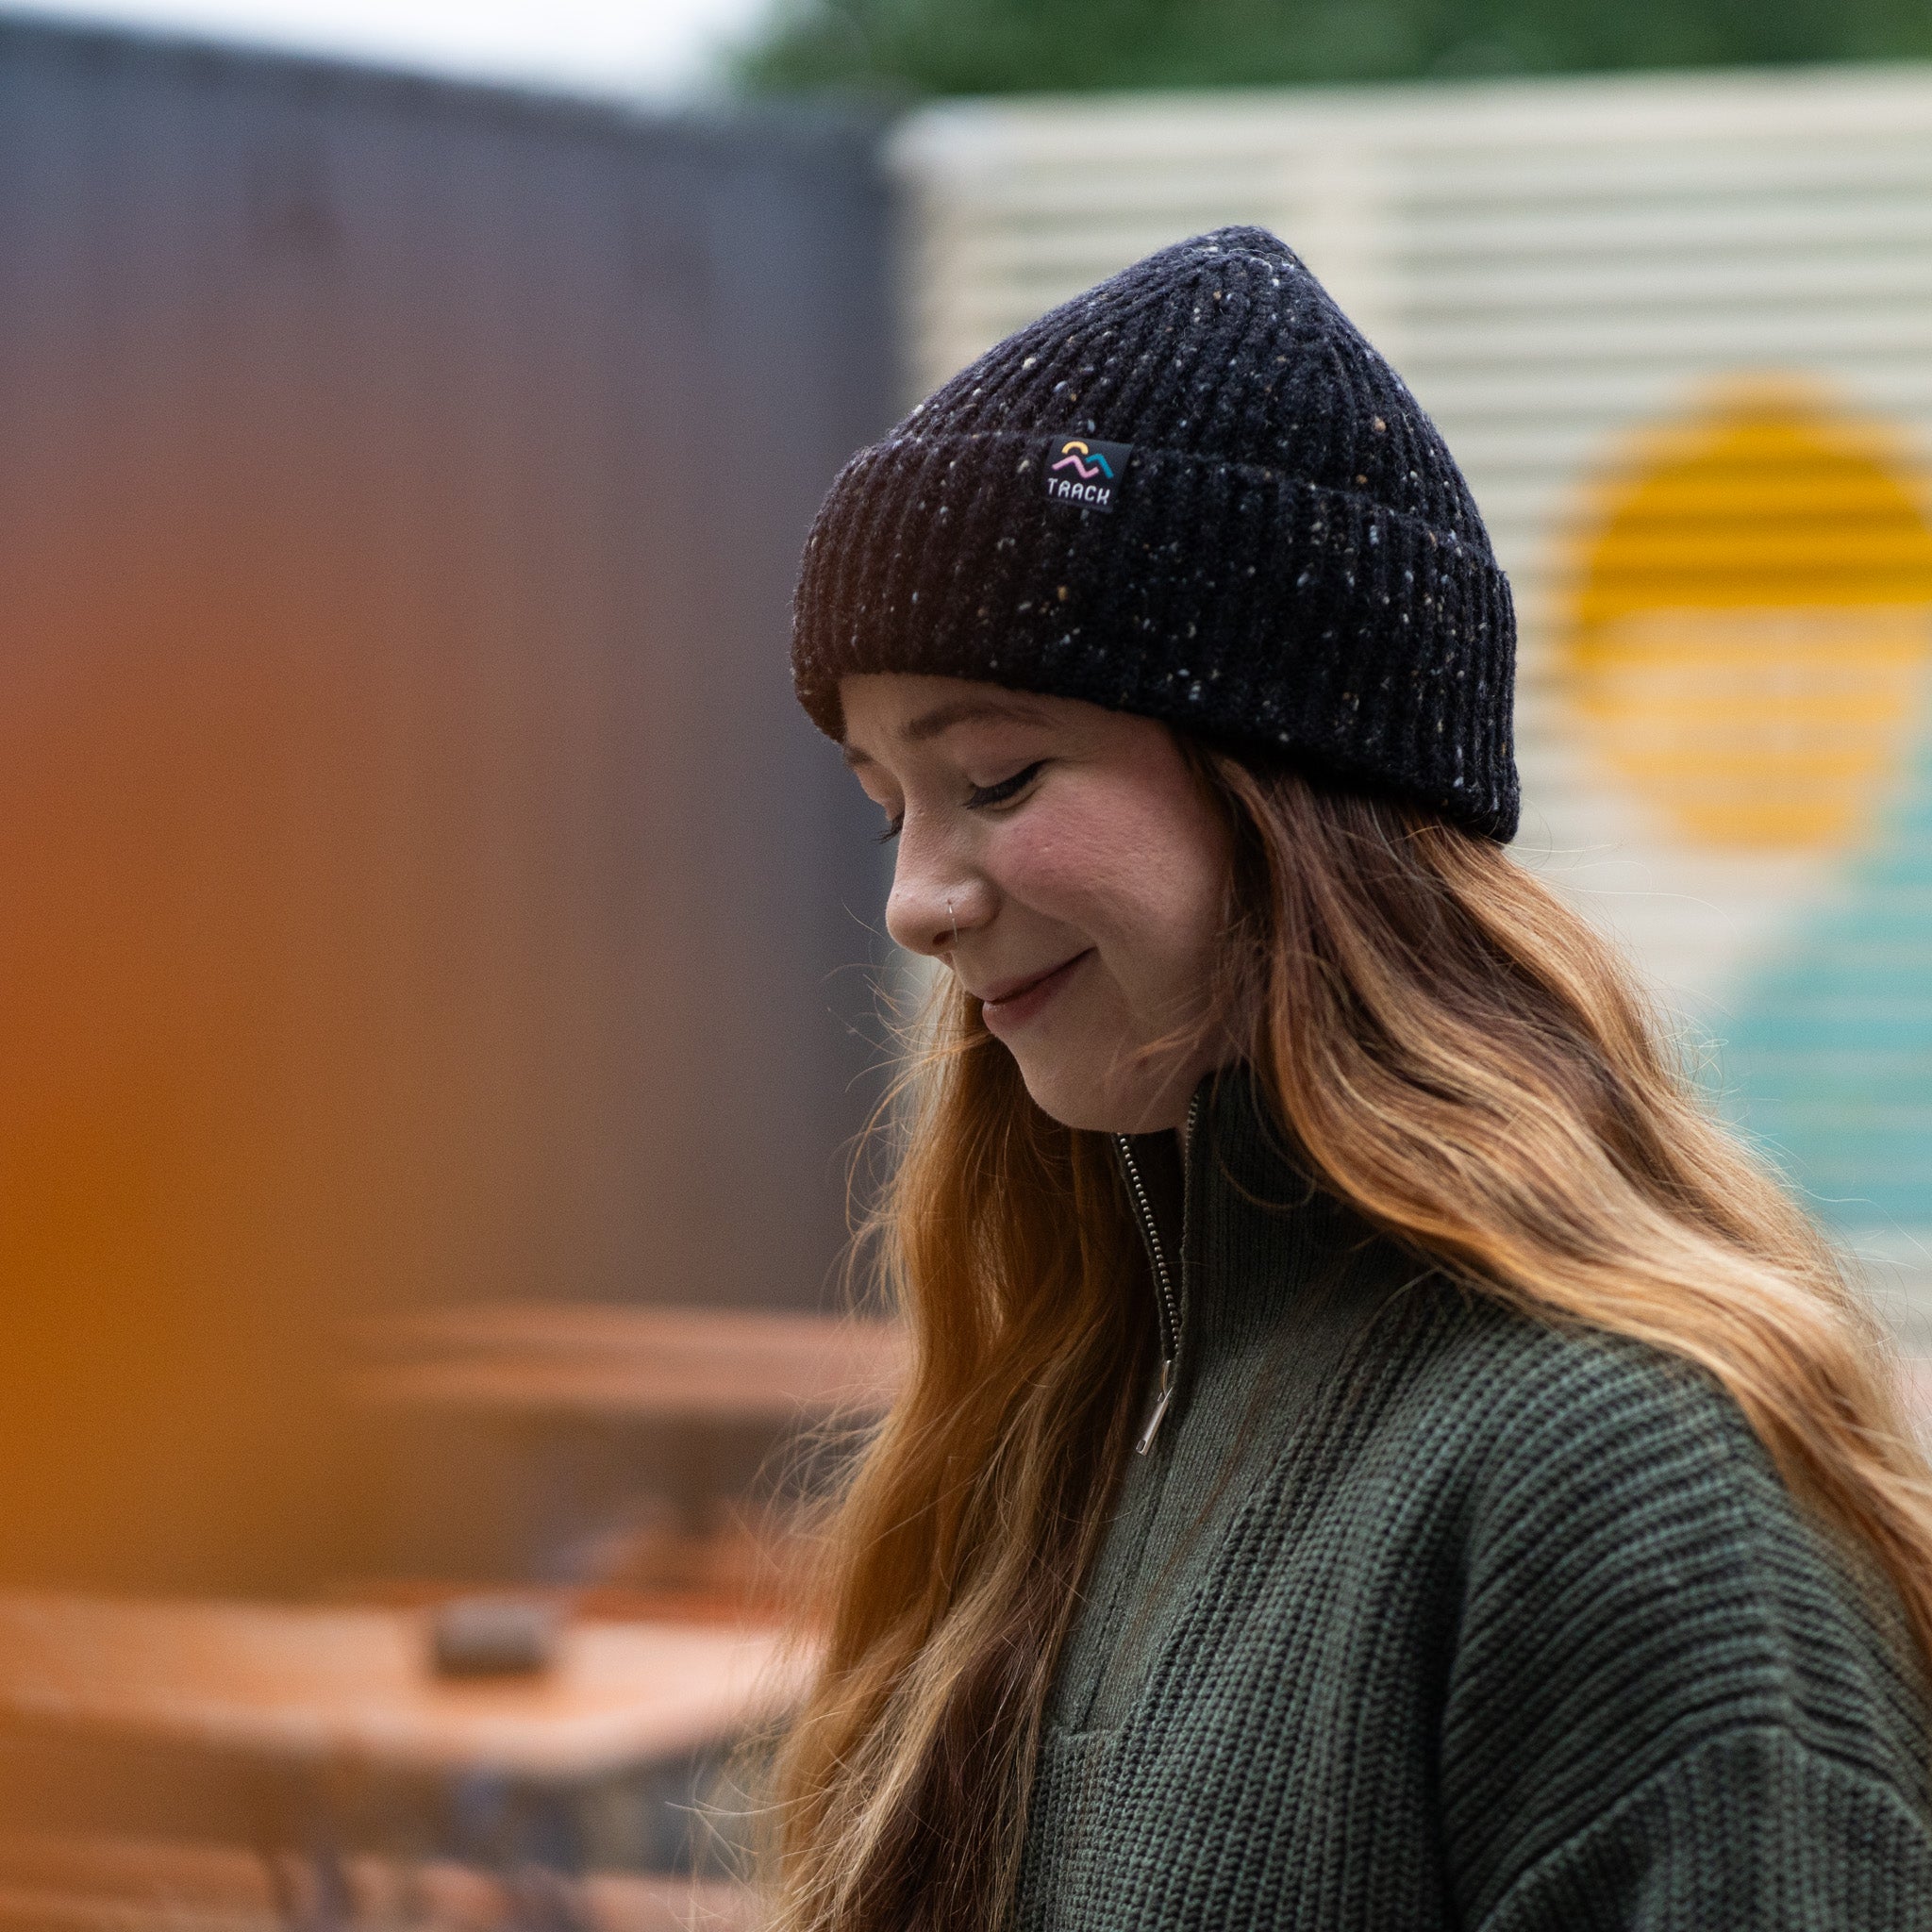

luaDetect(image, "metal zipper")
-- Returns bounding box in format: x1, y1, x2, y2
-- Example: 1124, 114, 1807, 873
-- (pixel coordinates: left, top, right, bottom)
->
1115, 1086, 1201, 1456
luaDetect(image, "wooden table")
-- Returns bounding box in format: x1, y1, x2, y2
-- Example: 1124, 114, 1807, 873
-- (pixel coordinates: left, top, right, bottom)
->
351, 1304, 907, 1426
0, 1591, 808, 1784
0, 1831, 752, 1931
0, 1592, 811, 1919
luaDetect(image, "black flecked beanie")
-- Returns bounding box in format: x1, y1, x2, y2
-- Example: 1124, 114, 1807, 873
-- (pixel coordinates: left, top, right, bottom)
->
791, 225, 1519, 841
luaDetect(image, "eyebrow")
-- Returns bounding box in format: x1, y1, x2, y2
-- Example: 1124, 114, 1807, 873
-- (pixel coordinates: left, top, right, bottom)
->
841, 695, 1050, 770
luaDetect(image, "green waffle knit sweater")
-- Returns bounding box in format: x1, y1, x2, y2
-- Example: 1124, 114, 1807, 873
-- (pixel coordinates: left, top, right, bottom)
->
1012, 1061, 1932, 1931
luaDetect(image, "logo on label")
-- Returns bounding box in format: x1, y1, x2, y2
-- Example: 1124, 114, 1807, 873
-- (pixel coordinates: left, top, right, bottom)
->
1043, 436, 1132, 511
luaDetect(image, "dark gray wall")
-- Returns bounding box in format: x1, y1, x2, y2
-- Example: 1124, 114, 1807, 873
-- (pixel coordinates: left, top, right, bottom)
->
0, 14, 896, 1590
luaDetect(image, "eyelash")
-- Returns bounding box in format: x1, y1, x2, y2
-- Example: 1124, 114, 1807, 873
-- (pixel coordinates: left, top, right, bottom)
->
874, 760, 1047, 843
969, 759, 1048, 811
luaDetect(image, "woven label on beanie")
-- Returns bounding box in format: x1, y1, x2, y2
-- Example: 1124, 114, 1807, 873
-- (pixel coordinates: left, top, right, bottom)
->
1042, 435, 1133, 512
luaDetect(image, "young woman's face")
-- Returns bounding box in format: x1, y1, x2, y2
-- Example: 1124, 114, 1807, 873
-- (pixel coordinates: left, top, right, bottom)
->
840, 674, 1234, 1135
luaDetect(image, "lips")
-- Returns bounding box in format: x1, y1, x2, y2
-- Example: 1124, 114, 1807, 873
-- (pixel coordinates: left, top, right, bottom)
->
974, 949, 1093, 1032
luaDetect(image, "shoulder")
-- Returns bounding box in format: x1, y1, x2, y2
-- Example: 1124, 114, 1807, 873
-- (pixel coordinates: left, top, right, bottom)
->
1381, 1276, 1759, 1465
1417, 1292, 1800, 1544
1381, 1283, 1887, 1591
1375, 1289, 1932, 1902
1385, 1288, 1920, 1715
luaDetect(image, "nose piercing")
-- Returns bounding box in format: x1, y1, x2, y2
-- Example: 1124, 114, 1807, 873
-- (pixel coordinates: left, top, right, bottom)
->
947, 897, 958, 943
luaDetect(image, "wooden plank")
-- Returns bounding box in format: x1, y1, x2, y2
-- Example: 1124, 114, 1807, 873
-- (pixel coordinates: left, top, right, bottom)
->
0, 1833, 752, 1932
0, 1594, 810, 1782
351, 1303, 907, 1424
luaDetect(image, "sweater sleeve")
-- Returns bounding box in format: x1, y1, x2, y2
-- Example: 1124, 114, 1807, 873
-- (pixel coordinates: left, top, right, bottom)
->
1474, 1725, 1932, 1931
1439, 1326, 1932, 1932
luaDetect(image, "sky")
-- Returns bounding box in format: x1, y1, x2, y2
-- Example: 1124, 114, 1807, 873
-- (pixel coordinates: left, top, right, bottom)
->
10, 0, 776, 98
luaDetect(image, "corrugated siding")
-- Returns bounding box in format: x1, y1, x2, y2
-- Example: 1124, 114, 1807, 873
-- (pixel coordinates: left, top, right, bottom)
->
0, 17, 893, 1591
891, 66, 1932, 1326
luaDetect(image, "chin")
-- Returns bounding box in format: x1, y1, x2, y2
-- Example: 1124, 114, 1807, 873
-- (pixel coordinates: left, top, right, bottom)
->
1018, 1076, 1114, 1135
1010, 1053, 1170, 1138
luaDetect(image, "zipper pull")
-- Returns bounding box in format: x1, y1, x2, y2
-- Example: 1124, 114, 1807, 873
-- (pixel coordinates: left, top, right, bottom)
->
1135, 1356, 1175, 1456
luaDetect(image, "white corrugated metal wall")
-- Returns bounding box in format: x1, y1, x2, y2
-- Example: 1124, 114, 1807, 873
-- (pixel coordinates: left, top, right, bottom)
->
891, 65, 1932, 1330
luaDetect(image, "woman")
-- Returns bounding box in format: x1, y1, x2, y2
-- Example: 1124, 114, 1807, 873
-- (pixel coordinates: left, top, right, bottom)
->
770, 227, 1932, 1930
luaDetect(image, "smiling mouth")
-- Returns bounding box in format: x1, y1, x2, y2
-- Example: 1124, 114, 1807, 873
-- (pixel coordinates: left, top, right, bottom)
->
977, 949, 1093, 1021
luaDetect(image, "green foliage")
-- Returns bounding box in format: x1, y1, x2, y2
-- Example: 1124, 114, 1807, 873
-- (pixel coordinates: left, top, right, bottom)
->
732, 0, 1932, 96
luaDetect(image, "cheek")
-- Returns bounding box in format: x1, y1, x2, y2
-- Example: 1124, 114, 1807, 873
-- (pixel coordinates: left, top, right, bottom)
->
995, 784, 1226, 965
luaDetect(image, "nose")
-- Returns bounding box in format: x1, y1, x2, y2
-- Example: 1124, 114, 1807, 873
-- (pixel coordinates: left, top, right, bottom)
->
884, 831, 992, 962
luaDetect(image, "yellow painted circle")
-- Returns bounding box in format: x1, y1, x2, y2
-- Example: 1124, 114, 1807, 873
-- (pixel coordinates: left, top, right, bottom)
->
1566, 378, 1932, 849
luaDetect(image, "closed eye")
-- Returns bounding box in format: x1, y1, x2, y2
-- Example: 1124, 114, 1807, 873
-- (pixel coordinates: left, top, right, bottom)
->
871, 759, 1048, 844
967, 760, 1047, 811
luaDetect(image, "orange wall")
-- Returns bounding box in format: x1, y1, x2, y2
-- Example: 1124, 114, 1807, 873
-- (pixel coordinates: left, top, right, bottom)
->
0, 27, 892, 1593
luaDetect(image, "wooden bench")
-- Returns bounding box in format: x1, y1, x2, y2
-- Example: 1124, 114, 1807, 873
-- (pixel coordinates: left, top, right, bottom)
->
351, 1303, 906, 1425
0, 1831, 752, 1930
0, 1591, 807, 1784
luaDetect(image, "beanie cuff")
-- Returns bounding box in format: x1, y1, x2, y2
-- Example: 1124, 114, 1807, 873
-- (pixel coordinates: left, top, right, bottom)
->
792, 429, 1519, 841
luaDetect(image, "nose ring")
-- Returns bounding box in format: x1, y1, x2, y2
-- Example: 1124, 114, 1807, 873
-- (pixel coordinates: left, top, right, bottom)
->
947, 897, 958, 944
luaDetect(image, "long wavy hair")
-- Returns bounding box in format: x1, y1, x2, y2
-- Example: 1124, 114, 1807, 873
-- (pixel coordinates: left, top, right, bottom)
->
758, 734, 1932, 1932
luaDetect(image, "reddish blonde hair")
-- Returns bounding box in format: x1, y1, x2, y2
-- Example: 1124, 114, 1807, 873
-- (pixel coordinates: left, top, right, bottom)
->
759, 741, 1932, 1932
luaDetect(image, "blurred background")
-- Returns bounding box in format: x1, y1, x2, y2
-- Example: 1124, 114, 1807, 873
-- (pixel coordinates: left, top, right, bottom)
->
3, 0, 1931, 1922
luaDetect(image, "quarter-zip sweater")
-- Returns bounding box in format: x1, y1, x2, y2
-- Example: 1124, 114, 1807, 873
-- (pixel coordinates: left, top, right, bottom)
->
1013, 1061, 1932, 1931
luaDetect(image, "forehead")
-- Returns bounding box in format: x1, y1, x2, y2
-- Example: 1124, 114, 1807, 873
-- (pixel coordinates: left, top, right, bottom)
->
839, 678, 1063, 770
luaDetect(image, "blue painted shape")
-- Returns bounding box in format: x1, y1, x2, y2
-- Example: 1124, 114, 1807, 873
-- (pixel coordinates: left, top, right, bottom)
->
1716, 734, 1932, 1232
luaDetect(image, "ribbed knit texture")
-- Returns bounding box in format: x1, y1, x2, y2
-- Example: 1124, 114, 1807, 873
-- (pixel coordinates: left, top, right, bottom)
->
791, 226, 1519, 841
1021, 1061, 1932, 1930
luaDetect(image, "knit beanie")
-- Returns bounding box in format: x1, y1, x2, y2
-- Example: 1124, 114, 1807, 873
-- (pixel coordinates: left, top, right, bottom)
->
790, 225, 1519, 841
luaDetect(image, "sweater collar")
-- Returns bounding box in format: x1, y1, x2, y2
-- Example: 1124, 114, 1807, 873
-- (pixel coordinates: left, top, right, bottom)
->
1114, 1059, 1401, 1449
